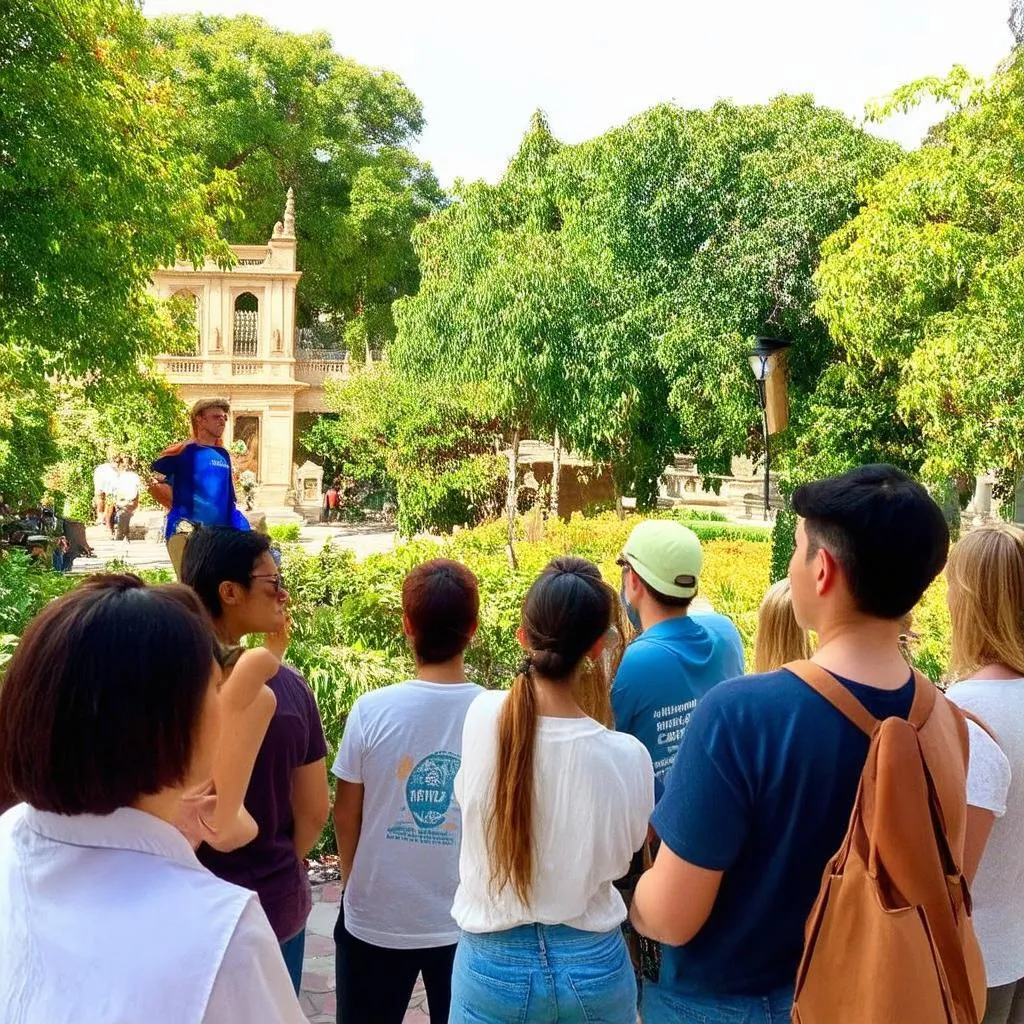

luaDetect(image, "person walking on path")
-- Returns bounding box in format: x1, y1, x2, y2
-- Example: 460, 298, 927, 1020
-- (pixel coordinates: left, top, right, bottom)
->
93, 455, 117, 529
111, 455, 141, 542
181, 526, 330, 995
946, 524, 1024, 1024
332, 559, 484, 1024
0, 576, 304, 1023
449, 557, 654, 1024
612, 520, 744, 796
149, 399, 250, 576
630, 464, 1007, 1024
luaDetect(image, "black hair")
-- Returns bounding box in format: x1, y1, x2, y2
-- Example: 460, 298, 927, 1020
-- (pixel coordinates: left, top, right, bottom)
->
521, 556, 613, 679
634, 575, 693, 610
181, 526, 272, 618
402, 559, 479, 664
791, 464, 949, 619
0, 575, 220, 815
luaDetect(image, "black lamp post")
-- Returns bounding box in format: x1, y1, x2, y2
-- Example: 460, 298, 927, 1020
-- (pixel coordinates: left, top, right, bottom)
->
748, 336, 792, 520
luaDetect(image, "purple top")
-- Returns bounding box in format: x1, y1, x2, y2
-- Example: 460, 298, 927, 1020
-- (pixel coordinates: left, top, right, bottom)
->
198, 665, 328, 942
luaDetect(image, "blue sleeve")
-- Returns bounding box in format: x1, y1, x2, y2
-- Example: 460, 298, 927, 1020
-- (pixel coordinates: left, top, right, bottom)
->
230, 507, 251, 531
650, 687, 752, 871
151, 451, 181, 478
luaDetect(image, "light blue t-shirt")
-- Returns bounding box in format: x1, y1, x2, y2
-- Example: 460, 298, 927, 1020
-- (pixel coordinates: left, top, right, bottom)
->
611, 613, 744, 794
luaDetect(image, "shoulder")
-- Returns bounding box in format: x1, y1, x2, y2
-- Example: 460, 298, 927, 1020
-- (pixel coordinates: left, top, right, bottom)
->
601, 728, 654, 773
155, 441, 193, 460
615, 634, 670, 678
687, 670, 807, 735
463, 689, 507, 728
272, 664, 322, 715
694, 612, 744, 644
350, 680, 415, 717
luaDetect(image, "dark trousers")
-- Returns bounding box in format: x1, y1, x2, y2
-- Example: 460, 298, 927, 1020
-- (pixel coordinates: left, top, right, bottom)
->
334, 903, 457, 1024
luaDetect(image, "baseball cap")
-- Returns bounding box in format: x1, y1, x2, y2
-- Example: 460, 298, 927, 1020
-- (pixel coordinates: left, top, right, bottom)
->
620, 520, 704, 599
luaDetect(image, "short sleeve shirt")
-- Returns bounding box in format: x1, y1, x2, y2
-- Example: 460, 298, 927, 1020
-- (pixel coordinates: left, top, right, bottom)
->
612, 613, 744, 794
199, 665, 328, 942
333, 680, 483, 948
650, 668, 915, 997
151, 443, 247, 538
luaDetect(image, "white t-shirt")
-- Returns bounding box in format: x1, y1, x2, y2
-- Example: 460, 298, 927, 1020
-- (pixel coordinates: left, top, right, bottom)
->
93, 462, 117, 495
948, 680, 1022, 986
332, 679, 483, 949
114, 471, 141, 504
451, 689, 654, 935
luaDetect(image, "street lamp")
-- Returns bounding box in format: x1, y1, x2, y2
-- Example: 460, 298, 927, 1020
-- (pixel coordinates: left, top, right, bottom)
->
748, 336, 792, 520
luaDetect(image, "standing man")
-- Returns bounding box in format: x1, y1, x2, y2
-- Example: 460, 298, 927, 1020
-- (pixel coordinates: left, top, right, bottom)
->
111, 456, 141, 542
181, 526, 330, 995
629, 465, 996, 1023
93, 455, 117, 529
149, 398, 250, 575
612, 520, 745, 797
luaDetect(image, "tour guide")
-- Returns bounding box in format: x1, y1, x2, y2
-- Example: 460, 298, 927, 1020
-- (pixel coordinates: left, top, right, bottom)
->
149, 398, 250, 574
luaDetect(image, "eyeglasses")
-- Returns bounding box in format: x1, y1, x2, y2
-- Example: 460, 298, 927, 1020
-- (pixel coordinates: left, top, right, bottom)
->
250, 573, 285, 593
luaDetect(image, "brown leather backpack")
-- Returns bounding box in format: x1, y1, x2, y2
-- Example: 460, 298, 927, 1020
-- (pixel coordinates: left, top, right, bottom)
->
788, 661, 987, 1024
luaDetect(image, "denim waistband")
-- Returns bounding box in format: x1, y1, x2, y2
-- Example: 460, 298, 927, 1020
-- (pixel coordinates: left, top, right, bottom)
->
460, 924, 622, 961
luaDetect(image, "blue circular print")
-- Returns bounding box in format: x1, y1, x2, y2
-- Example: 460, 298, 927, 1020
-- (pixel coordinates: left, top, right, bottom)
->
406, 751, 460, 829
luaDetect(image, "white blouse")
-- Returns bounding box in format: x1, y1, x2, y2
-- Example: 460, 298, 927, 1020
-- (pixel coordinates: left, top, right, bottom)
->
0, 803, 305, 1023
451, 690, 654, 934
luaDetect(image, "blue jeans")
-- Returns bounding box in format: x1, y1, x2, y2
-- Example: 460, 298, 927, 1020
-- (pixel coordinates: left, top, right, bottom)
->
642, 982, 793, 1023
449, 924, 636, 1023
279, 929, 306, 995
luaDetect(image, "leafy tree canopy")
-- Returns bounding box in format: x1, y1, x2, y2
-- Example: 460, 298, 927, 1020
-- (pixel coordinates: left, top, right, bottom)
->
816, 51, 1024, 482
148, 13, 444, 338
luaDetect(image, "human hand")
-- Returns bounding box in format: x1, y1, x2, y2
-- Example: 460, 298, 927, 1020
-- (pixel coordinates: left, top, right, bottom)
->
264, 614, 291, 660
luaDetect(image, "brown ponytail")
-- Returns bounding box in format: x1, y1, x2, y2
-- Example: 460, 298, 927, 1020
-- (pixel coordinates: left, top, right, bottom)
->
486, 558, 612, 905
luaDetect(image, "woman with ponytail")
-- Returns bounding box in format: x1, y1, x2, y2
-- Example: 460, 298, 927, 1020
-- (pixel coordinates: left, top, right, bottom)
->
450, 557, 654, 1023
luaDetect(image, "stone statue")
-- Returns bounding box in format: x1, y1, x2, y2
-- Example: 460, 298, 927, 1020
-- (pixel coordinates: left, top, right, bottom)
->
283, 187, 296, 236
273, 221, 284, 237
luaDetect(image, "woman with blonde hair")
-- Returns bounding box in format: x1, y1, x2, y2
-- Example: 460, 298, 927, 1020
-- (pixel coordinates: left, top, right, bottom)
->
946, 523, 1023, 1024
753, 579, 812, 672
450, 557, 654, 1023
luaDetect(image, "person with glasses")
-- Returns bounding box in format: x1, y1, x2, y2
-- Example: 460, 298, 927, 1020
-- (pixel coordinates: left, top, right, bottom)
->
181, 526, 329, 995
612, 520, 745, 799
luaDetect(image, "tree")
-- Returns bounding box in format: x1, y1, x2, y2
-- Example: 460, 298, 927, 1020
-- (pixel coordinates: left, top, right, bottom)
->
302, 365, 505, 536
0, 0, 227, 501
148, 14, 444, 340
815, 51, 1024, 485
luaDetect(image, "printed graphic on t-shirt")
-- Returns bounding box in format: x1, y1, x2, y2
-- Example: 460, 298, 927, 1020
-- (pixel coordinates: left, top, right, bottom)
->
651, 698, 699, 778
386, 750, 461, 846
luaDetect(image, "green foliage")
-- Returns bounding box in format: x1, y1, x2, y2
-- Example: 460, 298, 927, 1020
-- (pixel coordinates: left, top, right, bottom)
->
0, 551, 78, 640
0, 0, 228, 502
815, 50, 1024, 483
49, 376, 190, 519
770, 508, 797, 584
303, 365, 506, 535
148, 13, 444, 338
267, 524, 301, 543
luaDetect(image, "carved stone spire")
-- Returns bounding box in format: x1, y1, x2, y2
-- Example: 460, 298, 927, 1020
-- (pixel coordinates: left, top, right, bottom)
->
283, 187, 296, 236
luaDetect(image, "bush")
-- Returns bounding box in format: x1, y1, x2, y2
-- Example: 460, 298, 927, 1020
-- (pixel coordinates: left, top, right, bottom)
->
268, 523, 301, 543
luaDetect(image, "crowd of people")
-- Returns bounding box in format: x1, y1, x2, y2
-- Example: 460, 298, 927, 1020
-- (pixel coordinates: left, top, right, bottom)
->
2, 462, 1023, 1024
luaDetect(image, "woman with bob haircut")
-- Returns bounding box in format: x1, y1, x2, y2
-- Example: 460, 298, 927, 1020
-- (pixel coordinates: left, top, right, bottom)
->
331, 558, 484, 1024
450, 556, 654, 1024
946, 524, 1024, 1024
753, 579, 813, 673
0, 575, 304, 1023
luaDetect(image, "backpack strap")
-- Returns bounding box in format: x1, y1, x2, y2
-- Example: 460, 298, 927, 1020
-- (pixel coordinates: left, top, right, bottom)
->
786, 661, 879, 737
907, 669, 938, 729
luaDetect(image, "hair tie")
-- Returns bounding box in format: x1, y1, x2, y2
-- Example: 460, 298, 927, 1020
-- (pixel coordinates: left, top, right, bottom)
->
517, 654, 533, 677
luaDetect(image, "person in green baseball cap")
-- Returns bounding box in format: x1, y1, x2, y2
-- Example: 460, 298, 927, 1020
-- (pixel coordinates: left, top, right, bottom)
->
611, 519, 744, 797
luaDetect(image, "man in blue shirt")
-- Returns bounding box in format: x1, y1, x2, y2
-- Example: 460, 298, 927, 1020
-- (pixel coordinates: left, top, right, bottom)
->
629, 465, 953, 1023
149, 398, 250, 575
612, 519, 744, 796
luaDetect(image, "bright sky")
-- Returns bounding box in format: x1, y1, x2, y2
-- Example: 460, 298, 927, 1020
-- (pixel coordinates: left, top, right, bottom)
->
143, 0, 1014, 187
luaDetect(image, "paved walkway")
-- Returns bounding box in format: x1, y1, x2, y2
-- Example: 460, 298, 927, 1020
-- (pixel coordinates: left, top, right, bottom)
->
72, 523, 397, 574
301, 883, 430, 1023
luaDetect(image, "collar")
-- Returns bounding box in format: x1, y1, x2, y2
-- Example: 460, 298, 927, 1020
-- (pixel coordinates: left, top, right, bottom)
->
23, 805, 203, 871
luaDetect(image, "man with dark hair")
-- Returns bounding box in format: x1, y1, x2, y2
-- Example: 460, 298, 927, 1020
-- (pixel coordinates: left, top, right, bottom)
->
629, 465, 997, 1023
331, 558, 483, 1024
181, 526, 329, 996
612, 520, 744, 795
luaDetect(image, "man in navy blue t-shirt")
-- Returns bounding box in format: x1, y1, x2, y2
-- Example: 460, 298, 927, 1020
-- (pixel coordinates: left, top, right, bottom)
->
630, 465, 953, 1023
612, 520, 744, 797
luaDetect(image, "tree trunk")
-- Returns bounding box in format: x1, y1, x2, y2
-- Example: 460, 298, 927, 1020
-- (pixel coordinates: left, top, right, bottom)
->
550, 427, 561, 520
612, 472, 625, 521
506, 429, 520, 569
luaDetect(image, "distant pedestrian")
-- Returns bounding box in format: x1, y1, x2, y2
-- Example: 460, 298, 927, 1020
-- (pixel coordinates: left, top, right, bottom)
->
93, 456, 117, 527
323, 479, 341, 522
